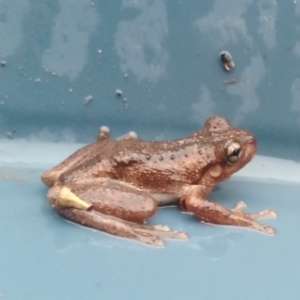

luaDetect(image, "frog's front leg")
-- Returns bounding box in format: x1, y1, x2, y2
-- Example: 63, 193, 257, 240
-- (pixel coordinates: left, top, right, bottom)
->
47, 180, 187, 246
180, 186, 276, 235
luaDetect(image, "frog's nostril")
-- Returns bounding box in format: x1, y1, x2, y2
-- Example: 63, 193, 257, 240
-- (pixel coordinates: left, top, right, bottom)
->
248, 136, 256, 144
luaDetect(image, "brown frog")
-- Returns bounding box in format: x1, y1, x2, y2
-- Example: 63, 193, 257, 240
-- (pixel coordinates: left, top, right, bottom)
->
41, 116, 276, 246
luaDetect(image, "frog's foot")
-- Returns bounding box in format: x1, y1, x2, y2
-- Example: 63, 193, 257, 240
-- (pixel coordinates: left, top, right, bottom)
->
97, 126, 110, 141
232, 201, 277, 220
116, 131, 138, 141
184, 196, 276, 236
127, 221, 188, 241
60, 208, 187, 246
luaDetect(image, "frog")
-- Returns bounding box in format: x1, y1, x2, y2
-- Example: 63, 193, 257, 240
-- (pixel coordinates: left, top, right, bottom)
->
41, 116, 276, 246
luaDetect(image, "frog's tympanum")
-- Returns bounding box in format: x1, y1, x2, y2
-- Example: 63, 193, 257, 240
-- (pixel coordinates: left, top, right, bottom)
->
41, 116, 276, 246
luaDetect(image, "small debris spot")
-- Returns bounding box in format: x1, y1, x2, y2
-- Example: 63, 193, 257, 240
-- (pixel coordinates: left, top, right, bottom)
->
84, 95, 93, 105
6, 129, 16, 139
220, 51, 235, 71
223, 79, 238, 85
0, 60, 6, 67
115, 89, 123, 97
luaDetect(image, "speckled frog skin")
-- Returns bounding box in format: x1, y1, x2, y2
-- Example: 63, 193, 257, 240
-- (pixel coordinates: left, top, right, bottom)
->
41, 116, 276, 246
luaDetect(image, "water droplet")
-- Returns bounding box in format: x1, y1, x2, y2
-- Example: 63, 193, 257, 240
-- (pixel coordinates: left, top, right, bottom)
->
35, 78, 41, 83
98, 49, 102, 54
69, 88, 73, 92
0, 60, 6, 67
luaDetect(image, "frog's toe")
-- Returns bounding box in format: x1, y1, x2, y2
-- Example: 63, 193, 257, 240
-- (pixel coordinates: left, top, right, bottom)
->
133, 230, 165, 246
251, 222, 276, 235
243, 209, 277, 220
142, 228, 188, 240
97, 126, 110, 141
232, 201, 247, 213
231, 208, 276, 235
129, 222, 188, 240
231, 202, 277, 220
153, 224, 170, 231
117, 131, 138, 141
126, 222, 186, 245
249, 209, 277, 220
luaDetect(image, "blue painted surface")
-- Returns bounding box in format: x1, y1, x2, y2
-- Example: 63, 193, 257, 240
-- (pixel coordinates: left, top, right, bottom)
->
0, 0, 300, 299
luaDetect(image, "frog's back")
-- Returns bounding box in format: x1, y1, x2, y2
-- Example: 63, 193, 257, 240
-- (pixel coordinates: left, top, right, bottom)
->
83, 136, 216, 191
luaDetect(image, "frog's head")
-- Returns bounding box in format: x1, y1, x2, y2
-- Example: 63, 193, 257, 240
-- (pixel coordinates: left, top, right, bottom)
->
200, 115, 257, 183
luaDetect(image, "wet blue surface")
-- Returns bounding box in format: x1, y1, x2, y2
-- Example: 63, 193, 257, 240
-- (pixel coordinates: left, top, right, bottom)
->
0, 0, 300, 299
0, 170, 300, 300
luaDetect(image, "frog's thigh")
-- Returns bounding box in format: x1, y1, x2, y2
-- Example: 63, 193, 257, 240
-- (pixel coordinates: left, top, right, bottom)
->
50, 181, 157, 223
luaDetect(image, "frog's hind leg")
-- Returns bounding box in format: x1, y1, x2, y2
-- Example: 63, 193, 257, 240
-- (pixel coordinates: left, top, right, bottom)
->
59, 209, 187, 246
47, 182, 187, 246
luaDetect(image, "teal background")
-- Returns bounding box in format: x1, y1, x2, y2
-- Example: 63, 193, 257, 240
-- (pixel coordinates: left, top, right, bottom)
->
0, 1, 300, 299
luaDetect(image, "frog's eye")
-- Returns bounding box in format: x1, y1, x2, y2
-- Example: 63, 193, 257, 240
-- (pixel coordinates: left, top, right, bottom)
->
226, 142, 241, 163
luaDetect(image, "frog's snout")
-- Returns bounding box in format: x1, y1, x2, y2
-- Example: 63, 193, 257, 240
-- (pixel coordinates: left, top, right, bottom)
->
243, 134, 257, 161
